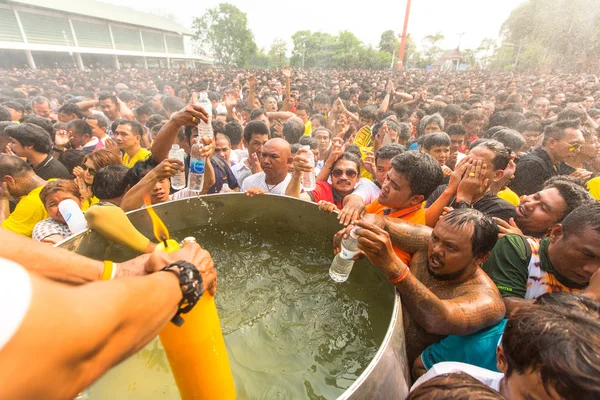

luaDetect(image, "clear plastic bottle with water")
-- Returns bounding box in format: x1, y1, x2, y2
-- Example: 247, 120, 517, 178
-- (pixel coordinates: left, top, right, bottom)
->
220, 183, 231, 193
329, 228, 359, 282
188, 91, 214, 193
302, 145, 316, 191
169, 144, 186, 190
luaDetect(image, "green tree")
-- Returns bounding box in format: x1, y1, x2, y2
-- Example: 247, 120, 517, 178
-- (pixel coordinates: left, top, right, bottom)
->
497, 0, 600, 71
192, 3, 257, 67
378, 30, 399, 54
268, 38, 288, 67
422, 32, 445, 66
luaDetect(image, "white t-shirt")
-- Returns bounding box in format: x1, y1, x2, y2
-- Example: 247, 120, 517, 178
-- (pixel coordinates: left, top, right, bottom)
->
0, 258, 32, 351
231, 159, 253, 187
411, 362, 503, 393
170, 188, 196, 201
353, 178, 381, 204
230, 149, 248, 165
241, 172, 291, 195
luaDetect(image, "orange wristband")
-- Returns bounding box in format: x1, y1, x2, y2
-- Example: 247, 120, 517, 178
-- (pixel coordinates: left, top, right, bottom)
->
389, 268, 410, 285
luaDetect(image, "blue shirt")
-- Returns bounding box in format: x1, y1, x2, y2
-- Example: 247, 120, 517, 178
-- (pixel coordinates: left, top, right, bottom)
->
421, 319, 507, 372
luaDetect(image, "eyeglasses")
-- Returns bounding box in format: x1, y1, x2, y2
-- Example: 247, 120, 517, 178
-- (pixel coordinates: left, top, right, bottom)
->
81, 164, 97, 176
558, 141, 582, 152
332, 169, 358, 178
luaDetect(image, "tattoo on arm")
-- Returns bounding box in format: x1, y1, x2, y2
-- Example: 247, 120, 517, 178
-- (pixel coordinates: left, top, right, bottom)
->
384, 218, 432, 253
503, 297, 534, 317
397, 261, 506, 336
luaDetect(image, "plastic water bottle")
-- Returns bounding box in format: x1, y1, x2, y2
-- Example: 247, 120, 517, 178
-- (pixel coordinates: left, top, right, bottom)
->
169, 144, 186, 190
220, 183, 231, 193
329, 228, 359, 282
58, 199, 87, 235
188, 142, 206, 193
302, 145, 316, 191
196, 91, 213, 139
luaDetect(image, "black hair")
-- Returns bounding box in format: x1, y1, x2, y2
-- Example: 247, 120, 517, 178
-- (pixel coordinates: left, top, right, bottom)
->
516, 119, 543, 134
310, 114, 327, 127
19, 114, 54, 138
58, 103, 83, 119
423, 132, 451, 150
561, 201, 600, 238
145, 114, 164, 129
115, 119, 144, 137
224, 121, 243, 146
469, 139, 511, 170
98, 91, 118, 105
0, 106, 12, 122
5, 123, 52, 154
332, 151, 361, 174
311, 127, 332, 139
161, 95, 185, 113
542, 119, 581, 146
375, 143, 405, 162
441, 208, 498, 258
491, 129, 526, 153
359, 105, 378, 123
243, 120, 269, 143
91, 165, 129, 200
298, 136, 318, 150
85, 113, 108, 130
446, 123, 466, 136
282, 118, 304, 144
390, 151, 443, 199
58, 149, 86, 177
250, 108, 266, 121
503, 293, 600, 400
407, 372, 504, 400
134, 104, 152, 118
66, 119, 92, 137
117, 90, 136, 103
313, 93, 330, 105
0, 154, 34, 178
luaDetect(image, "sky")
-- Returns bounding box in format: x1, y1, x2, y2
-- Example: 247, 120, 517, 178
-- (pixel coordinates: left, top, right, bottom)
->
103, 0, 526, 53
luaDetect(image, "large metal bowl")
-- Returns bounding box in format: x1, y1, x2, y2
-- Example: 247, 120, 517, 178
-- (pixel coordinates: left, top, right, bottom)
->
59, 194, 410, 399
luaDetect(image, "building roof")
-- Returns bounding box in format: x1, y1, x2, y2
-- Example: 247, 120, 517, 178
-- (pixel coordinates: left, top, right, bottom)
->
8, 0, 193, 35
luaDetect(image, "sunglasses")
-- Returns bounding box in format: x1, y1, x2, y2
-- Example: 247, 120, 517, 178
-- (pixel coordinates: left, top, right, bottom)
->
558, 141, 582, 152
81, 164, 97, 176
332, 169, 358, 178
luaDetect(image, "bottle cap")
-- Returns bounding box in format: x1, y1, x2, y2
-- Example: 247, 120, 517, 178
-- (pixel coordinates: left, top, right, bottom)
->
182, 237, 197, 245
172, 144, 180, 149
349, 226, 359, 239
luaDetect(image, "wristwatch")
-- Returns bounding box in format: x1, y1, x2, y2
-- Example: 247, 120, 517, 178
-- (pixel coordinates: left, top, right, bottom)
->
161, 260, 204, 326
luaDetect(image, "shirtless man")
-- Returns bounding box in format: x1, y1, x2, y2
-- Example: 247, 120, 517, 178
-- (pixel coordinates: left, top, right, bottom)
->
338, 209, 505, 366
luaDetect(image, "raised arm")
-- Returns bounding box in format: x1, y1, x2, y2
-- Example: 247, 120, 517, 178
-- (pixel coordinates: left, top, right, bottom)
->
117, 97, 135, 120
75, 99, 99, 117
382, 215, 433, 253
266, 111, 295, 121
285, 148, 312, 201
377, 80, 394, 116
151, 104, 209, 163
247, 75, 257, 110
280, 67, 292, 112
355, 221, 505, 336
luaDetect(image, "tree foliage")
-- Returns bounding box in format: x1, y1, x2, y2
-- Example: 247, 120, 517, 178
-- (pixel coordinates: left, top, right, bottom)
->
379, 30, 399, 54
422, 32, 445, 66
495, 0, 600, 71
268, 38, 288, 67
192, 3, 257, 67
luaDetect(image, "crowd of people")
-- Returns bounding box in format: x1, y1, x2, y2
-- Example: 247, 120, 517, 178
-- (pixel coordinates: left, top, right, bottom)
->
0, 66, 599, 399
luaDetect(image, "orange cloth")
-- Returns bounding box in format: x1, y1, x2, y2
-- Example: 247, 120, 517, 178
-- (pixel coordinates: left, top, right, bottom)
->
365, 200, 426, 265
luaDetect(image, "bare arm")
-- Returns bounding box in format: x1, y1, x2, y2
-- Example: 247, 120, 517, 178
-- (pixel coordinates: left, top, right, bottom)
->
383, 216, 433, 253
75, 100, 99, 117
117, 97, 135, 120
286, 149, 312, 201
248, 75, 256, 110
425, 189, 455, 228
151, 104, 209, 163
503, 297, 534, 317
1, 268, 181, 400
266, 111, 295, 121
355, 221, 505, 336
0, 183, 9, 224
201, 157, 216, 193
377, 80, 395, 116
280, 67, 291, 112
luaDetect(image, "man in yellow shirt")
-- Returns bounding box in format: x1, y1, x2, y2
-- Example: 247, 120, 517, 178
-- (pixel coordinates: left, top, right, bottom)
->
0, 155, 48, 237
113, 120, 151, 168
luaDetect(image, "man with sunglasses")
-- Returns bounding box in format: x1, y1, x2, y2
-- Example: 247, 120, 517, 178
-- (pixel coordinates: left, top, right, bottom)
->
510, 119, 585, 196
286, 151, 361, 209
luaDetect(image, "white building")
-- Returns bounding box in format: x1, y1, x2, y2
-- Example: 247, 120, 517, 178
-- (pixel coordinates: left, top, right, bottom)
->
0, 0, 213, 69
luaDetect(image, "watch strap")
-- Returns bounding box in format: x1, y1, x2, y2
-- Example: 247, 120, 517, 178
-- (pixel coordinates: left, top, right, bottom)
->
161, 260, 204, 326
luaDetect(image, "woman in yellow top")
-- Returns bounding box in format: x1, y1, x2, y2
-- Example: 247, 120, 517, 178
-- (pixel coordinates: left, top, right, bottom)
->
73, 149, 122, 210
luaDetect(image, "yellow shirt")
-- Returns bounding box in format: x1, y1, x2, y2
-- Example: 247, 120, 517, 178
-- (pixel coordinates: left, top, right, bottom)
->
2, 185, 49, 237
81, 195, 100, 211
587, 177, 600, 200
304, 120, 312, 136
497, 187, 520, 206
123, 147, 151, 169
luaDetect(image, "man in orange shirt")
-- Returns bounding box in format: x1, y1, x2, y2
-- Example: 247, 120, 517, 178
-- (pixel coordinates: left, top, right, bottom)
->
362, 151, 443, 264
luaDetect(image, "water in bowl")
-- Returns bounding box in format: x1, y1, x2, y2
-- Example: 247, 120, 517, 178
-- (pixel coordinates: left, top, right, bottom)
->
89, 222, 394, 400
